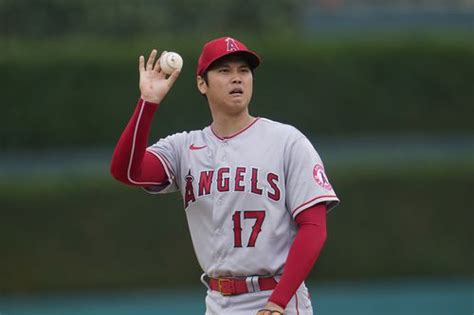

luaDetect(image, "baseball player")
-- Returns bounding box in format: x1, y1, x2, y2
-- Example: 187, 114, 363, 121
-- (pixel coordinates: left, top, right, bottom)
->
110, 36, 339, 315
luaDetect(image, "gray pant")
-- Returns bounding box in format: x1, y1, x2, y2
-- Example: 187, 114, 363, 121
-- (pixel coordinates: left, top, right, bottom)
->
204, 282, 314, 315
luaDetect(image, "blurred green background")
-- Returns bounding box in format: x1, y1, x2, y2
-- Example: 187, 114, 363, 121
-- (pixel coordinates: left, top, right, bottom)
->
0, 0, 473, 314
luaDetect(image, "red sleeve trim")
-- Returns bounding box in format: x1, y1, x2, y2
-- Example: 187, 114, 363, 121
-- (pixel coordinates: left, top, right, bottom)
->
210, 117, 260, 140
295, 294, 300, 315
291, 195, 338, 216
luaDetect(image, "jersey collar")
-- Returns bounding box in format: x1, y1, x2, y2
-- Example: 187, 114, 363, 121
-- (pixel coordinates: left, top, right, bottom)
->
210, 117, 260, 141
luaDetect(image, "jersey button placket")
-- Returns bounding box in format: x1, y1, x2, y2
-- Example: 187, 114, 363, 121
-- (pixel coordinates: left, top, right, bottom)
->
221, 141, 228, 161
212, 139, 228, 267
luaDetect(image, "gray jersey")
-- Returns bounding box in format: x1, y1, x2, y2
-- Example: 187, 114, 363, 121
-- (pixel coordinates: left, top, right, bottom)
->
146, 117, 339, 278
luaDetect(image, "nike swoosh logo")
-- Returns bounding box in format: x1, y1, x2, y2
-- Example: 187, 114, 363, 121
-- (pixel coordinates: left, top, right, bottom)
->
189, 144, 207, 150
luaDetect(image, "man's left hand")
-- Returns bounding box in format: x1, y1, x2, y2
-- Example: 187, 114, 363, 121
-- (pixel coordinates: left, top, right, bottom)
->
256, 301, 284, 315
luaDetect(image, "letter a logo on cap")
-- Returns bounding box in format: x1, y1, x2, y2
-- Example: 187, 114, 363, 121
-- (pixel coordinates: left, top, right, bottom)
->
225, 37, 239, 52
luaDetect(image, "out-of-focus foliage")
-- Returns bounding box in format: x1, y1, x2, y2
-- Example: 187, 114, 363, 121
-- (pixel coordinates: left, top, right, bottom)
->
0, 0, 307, 38
1, 34, 473, 149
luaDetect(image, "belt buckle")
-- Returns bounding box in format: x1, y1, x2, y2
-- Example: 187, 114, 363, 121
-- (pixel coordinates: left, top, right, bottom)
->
217, 278, 234, 296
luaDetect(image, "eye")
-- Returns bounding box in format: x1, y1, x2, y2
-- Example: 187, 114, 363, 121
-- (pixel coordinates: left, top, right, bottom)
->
240, 68, 250, 73
219, 68, 229, 73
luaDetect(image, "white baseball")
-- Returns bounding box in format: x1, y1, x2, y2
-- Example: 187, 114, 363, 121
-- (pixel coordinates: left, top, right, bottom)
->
160, 52, 183, 75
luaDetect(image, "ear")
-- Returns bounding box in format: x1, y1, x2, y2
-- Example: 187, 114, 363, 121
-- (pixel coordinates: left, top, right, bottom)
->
197, 75, 207, 95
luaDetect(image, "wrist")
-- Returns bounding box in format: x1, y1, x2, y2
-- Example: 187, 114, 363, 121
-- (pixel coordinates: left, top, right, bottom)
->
268, 295, 287, 310
140, 95, 161, 105
256, 301, 284, 314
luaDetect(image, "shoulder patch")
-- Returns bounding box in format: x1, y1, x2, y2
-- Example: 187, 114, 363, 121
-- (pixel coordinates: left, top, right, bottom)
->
313, 164, 332, 190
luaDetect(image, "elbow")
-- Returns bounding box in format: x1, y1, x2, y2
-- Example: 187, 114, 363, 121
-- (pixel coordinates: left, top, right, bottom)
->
310, 227, 327, 263
321, 226, 327, 245
312, 225, 327, 258
110, 158, 129, 184
316, 225, 328, 253
110, 165, 120, 182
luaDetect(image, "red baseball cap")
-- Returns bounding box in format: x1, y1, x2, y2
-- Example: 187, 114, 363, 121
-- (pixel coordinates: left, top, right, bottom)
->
196, 36, 260, 76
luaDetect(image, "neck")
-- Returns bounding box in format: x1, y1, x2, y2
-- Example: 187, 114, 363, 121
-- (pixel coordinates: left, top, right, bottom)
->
210, 110, 255, 138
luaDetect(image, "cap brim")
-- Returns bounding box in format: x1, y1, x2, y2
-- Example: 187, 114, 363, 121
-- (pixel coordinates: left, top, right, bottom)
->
202, 50, 260, 75
230, 51, 260, 69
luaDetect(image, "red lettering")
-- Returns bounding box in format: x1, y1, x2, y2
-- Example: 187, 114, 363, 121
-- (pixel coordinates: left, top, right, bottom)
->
217, 167, 230, 192
251, 168, 263, 195
234, 167, 246, 191
184, 171, 196, 208
244, 211, 265, 247
267, 173, 280, 201
198, 170, 214, 196
232, 211, 242, 248
232, 210, 265, 248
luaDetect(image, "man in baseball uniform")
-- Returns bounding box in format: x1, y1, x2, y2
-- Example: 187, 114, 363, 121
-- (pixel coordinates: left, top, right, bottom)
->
111, 36, 339, 315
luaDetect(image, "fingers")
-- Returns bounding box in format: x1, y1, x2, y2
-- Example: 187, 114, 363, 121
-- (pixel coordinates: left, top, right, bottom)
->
138, 55, 145, 73
167, 69, 181, 86
146, 49, 157, 71
256, 309, 284, 315
142, 49, 168, 73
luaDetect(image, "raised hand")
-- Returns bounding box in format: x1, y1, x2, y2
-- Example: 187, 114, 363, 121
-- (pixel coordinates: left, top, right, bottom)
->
139, 49, 181, 104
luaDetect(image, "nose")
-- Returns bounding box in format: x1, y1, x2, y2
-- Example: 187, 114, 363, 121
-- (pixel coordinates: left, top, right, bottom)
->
230, 67, 243, 83
231, 76, 242, 84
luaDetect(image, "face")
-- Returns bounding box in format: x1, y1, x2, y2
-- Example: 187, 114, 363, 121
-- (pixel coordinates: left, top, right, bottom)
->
197, 56, 253, 116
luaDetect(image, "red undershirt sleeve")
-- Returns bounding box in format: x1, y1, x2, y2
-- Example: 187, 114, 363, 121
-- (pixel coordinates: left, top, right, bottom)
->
110, 98, 168, 186
268, 203, 327, 309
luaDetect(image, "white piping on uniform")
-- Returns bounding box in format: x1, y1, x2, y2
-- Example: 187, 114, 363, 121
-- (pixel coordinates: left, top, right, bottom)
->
146, 149, 173, 180
291, 194, 339, 218
127, 100, 167, 186
200, 273, 211, 290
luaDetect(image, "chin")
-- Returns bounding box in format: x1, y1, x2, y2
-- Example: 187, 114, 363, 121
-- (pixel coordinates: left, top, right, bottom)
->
230, 96, 249, 106
225, 102, 249, 115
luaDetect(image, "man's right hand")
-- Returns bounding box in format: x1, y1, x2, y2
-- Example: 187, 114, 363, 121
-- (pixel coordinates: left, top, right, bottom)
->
139, 49, 181, 104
